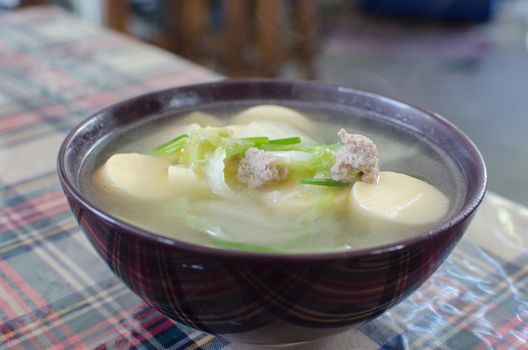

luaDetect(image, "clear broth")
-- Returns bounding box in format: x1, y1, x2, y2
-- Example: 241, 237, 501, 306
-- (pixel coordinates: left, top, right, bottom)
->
80, 101, 466, 253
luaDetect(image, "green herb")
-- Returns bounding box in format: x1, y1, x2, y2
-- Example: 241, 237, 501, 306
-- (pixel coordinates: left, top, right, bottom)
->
211, 239, 279, 253
224, 138, 255, 158
225, 136, 304, 157
240, 136, 270, 144
268, 136, 301, 145
150, 134, 188, 155
240, 136, 301, 146
259, 142, 339, 152
298, 178, 347, 187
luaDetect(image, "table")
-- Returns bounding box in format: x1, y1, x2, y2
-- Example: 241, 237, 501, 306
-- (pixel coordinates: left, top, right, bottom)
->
0, 6, 526, 350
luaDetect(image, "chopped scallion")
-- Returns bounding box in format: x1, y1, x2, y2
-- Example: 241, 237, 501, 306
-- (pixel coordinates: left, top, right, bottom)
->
298, 178, 347, 187
260, 142, 339, 152
241, 136, 270, 144
150, 134, 188, 155
268, 136, 301, 145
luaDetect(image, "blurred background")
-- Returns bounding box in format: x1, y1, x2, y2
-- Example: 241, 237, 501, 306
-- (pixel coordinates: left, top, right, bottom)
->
2, 0, 528, 205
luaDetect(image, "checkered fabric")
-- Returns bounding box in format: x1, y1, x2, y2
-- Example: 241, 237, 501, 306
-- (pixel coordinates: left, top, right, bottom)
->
0, 6, 527, 350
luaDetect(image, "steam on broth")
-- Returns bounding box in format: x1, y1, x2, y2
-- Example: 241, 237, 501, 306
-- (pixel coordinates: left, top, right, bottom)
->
81, 104, 462, 253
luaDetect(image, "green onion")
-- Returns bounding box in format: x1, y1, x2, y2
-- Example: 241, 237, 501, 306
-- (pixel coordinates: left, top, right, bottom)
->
259, 142, 340, 152
298, 178, 347, 187
241, 136, 270, 144
211, 239, 279, 253
224, 138, 255, 158
227, 136, 303, 155
150, 134, 188, 155
259, 144, 302, 151
268, 136, 301, 145
240, 136, 301, 146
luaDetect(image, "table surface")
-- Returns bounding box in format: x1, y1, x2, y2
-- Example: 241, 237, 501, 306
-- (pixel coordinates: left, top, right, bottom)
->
0, 6, 526, 350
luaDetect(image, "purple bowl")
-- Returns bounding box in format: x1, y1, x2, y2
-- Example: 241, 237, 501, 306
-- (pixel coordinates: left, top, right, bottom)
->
57, 79, 486, 345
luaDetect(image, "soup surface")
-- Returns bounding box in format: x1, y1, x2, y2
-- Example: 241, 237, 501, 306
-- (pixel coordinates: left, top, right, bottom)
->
80, 103, 465, 253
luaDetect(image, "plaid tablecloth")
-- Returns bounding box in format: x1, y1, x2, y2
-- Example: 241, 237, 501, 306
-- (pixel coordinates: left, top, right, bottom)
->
0, 6, 527, 350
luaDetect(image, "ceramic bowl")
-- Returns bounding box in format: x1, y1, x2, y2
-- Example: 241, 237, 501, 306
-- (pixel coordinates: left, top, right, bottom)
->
57, 80, 486, 345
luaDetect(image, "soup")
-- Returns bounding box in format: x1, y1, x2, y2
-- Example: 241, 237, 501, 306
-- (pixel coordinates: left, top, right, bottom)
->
80, 104, 464, 253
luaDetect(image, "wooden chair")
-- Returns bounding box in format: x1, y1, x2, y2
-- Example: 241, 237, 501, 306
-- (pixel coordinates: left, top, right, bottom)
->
104, 0, 317, 79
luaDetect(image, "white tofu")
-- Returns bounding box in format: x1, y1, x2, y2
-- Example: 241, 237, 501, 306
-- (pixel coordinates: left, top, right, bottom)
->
350, 171, 449, 234
94, 153, 172, 200
178, 111, 223, 126
231, 104, 314, 132
227, 120, 315, 144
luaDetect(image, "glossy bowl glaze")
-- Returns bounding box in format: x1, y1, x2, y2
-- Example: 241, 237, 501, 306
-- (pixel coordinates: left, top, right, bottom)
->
57, 80, 486, 345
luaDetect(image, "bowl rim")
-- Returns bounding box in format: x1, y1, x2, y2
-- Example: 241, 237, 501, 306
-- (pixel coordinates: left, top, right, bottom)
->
57, 78, 487, 262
